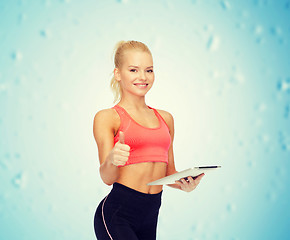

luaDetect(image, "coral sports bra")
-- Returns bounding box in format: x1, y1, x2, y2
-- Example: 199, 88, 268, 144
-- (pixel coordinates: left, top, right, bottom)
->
112, 104, 171, 167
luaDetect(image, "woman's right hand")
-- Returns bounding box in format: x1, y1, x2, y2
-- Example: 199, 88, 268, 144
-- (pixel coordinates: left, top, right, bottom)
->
109, 131, 130, 167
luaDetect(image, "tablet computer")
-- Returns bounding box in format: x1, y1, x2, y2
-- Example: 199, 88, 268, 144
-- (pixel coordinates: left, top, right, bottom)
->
147, 166, 221, 186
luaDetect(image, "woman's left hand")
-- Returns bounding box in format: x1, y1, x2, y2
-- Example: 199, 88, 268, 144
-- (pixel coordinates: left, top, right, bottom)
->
175, 173, 205, 192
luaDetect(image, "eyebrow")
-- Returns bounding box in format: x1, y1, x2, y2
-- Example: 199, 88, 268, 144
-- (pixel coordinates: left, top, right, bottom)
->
128, 65, 153, 68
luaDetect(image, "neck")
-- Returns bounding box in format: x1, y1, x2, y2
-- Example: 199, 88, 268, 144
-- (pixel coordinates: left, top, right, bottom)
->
117, 95, 148, 110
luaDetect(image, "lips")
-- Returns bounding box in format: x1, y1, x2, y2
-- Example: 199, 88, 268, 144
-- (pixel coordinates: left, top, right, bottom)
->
133, 83, 148, 89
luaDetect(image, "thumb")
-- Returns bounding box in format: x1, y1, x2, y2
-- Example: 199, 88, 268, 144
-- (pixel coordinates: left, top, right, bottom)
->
119, 131, 125, 144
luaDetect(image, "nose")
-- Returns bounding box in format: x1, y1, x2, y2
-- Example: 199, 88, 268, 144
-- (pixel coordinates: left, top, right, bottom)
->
138, 70, 146, 81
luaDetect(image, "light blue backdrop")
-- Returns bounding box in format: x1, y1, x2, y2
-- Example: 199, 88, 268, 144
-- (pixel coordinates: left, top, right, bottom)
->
0, 0, 289, 239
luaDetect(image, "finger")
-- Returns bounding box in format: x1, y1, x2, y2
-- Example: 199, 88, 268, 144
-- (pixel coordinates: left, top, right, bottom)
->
118, 149, 130, 157
188, 176, 194, 183
114, 162, 124, 167
119, 143, 130, 152
195, 173, 205, 182
119, 131, 125, 144
117, 160, 127, 166
114, 158, 128, 166
112, 159, 122, 167
112, 154, 128, 163
190, 176, 200, 185
175, 180, 182, 186
117, 155, 129, 163
180, 178, 188, 185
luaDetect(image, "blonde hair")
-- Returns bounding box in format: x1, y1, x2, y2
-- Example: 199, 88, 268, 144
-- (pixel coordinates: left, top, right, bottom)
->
110, 40, 152, 103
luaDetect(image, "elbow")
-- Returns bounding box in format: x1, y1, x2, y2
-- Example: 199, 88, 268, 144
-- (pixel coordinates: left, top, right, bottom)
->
103, 179, 114, 186
99, 162, 119, 186
100, 173, 116, 186
100, 170, 118, 186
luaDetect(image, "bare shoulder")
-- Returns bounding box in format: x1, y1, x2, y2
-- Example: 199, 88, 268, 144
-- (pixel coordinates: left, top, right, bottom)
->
94, 108, 118, 121
155, 109, 173, 121
93, 107, 120, 136
154, 108, 174, 130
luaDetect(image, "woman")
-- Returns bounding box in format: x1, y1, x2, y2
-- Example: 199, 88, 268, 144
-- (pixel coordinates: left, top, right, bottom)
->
93, 40, 205, 240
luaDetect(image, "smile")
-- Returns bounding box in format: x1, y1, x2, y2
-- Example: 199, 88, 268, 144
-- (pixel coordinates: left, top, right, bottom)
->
134, 83, 148, 88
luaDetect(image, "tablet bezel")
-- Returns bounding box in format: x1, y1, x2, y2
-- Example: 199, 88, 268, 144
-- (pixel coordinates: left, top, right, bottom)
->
147, 166, 221, 186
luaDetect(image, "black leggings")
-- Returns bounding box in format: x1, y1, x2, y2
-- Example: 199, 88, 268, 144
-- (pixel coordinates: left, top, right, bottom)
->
94, 182, 162, 240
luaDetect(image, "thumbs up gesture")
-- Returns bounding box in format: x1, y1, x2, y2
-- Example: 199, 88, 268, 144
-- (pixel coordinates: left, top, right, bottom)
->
110, 131, 130, 167
118, 131, 126, 144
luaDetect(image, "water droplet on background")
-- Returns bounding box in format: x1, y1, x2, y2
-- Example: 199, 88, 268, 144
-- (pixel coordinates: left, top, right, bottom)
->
40, 29, 52, 38
266, 191, 277, 202
236, 22, 246, 30
38, 171, 45, 179
256, 103, 267, 112
18, 13, 27, 23
204, 24, 214, 32
1, 153, 12, 169
0, 159, 8, 169
278, 131, 290, 151
230, 72, 245, 84
0, 83, 8, 93
226, 203, 237, 212
191, 224, 197, 232
14, 75, 27, 85
11, 51, 23, 61
258, 133, 270, 143
47, 203, 54, 213
248, 160, 256, 168
11, 172, 27, 189
278, 77, 290, 94
116, 0, 129, 3
270, 26, 282, 36
255, 37, 265, 44
254, 25, 263, 35
220, 0, 231, 10
254, 0, 270, 7
44, 0, 52, 7
284, 103, 290, 118
60, 0, 71, 3
207, 35, 220, 51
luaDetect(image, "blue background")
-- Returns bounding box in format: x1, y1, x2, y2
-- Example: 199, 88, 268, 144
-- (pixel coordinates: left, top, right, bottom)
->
0, 0, 289, 239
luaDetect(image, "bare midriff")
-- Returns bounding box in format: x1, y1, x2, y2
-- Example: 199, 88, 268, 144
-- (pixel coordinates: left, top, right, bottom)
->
116, 161, 167, 194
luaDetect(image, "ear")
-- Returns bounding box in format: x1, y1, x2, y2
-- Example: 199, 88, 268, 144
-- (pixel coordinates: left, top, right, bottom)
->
114, 68, 121, 82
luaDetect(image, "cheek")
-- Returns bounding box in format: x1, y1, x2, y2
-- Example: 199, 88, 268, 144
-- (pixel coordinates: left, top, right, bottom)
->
148, 73, 155, 81
120, 73, 133, 83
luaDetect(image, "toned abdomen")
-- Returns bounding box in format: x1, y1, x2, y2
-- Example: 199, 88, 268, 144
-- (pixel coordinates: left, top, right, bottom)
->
117, 162, 167, 194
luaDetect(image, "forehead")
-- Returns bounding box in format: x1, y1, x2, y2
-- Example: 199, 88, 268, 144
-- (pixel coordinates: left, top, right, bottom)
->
122, 50, 153, 66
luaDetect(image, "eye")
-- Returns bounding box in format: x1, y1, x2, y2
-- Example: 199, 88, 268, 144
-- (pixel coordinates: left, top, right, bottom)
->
147, 69, 153, 73
130, 69, 137, 72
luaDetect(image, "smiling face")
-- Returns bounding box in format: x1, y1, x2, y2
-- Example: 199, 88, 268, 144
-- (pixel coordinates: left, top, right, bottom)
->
114, 49, 154, 98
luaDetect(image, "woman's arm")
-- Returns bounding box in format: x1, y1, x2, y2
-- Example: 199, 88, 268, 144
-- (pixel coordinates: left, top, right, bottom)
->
163, 111, 181, 189
156, 109, 179, 188
160, 110, 205, 191
93, 109, 120, 185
